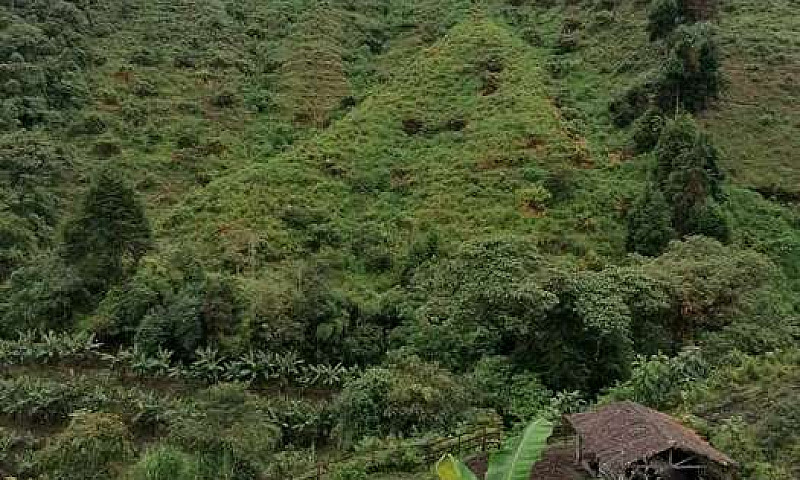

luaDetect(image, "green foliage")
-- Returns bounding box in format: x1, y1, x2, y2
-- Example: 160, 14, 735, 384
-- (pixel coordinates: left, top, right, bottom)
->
34, 412, 134, 480
626, 114, 729, 243
60, 168, 151, 290
436, 454, 478, 480
124, 445, 200, 480
0, 2, 796, 479
134, 288, 204, 359
166, 383, 301, 477
645, 236, 773, 335
405, 237, 556, 369
468, 356, 552, 423
435, 418, 554, 480
604, 347, 709, 409
688, 350, 800, 479
630, 108, 665, 153
647, 0, 683, 40
626, 185, 673, 256
0, 374, 174, 431
335, 353, 470, 444
0, 330, 100, 366
485, 419, 553, 480
331, 464, 369, 480
0, 254, 91, 333
0, 132, 71, 277
613, 13, 721, 123
661, 22, 722, 112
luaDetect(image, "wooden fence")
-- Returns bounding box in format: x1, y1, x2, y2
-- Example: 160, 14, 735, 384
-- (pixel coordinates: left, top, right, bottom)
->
294, 424, 504, 480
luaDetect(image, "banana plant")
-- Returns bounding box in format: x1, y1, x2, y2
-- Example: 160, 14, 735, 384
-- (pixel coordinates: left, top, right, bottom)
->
435, 418, 553, 480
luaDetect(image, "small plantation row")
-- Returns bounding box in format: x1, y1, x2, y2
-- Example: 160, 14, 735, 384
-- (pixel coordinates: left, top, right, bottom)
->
0, 330, 358, 388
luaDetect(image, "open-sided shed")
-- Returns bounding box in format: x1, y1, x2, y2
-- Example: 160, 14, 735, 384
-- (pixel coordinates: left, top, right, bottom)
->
565, 402, 736, 480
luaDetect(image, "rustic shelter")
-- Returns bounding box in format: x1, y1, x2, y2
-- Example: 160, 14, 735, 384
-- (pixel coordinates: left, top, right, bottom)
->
565, 402, 736, 480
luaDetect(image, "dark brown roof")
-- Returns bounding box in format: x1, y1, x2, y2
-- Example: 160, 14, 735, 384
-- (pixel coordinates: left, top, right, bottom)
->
565, 401, 735, 476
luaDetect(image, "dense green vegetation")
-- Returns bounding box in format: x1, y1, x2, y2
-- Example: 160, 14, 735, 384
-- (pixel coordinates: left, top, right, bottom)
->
0, 0, 797, 479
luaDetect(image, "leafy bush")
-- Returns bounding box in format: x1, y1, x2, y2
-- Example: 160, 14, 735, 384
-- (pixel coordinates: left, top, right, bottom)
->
626, 186, 674, 256
0, 132, 71, 276
335, 353, 470, 444
654, 115, 726, 239
134, 291, 204, 359
630, 109, 665, 153
0, 330, 101, 367
660, 23, 722, 112
648, 0, 684, 40
34, 412, 134, 480
60, 168, 152, 291
0, 255, 91, 334
331, 464, 368, 480
604, 347, 709, 409
0, 374, 174, 431
124, 445, 199, 480
469, 356, 552, 423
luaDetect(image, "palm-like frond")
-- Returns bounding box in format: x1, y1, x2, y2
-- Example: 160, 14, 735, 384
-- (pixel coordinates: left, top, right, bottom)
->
486, 419, 553, 480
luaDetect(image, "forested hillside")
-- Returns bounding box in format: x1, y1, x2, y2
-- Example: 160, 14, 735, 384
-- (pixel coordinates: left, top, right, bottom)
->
0, 1, 797, 479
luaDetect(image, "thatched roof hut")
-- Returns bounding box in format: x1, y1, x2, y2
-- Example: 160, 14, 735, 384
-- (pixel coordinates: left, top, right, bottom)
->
565, 402, 736, 480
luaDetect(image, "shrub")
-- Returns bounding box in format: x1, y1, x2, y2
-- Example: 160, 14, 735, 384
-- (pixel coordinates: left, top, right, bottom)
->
124, 446, 199, 480
70, 113, 107, 135
35, 413, 134, 480
604, 348, 709, 409
626, 186, 674, 256
469, 356, 552, 423
93, 138, 123, 157
210, 89, 239, 108
60, 168, 152, 290
518, 185, 552, 215
134, 290, 204, 359
648, 0, 683, 40
609, 74, 659, 127
129, 48, 162, 67
334, 353, 470, 444
630, 109, 665, 153
331, 464, 368, 480
131, 79, 158, 97
661, 23, 722, 112
654, 115, 727, 239
0, 255, 91, 333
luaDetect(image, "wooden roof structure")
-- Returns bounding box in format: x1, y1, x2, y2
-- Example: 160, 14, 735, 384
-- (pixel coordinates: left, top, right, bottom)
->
565, 402, 736, 478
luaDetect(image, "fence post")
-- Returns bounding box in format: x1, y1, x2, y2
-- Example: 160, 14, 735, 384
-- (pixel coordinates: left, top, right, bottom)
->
316, 462, 323, 480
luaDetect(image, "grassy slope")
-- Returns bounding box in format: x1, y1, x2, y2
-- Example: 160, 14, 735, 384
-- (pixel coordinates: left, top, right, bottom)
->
702, 0, 800, 196
1, 1, 798, 478
553, 0, 800, 195
546, 0, 800, 283
163, 16, 601, 290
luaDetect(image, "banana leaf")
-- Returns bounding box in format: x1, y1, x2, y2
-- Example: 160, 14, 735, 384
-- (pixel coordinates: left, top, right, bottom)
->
436, 454, 479, 480
485, 418, 553, 480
